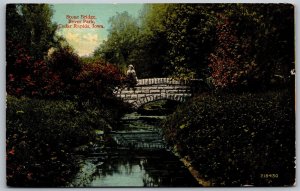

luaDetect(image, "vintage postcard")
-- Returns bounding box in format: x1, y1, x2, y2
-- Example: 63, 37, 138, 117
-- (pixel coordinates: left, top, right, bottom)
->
6, 3, 295, 187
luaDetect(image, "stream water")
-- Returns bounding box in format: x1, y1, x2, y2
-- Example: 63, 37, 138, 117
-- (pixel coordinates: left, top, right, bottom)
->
68, 109, 199, 187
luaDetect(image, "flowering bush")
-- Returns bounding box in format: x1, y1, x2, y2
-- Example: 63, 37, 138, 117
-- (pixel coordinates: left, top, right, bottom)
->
7, 42, 124, 101
76, 61, 124, 99
6, 41, 63, 98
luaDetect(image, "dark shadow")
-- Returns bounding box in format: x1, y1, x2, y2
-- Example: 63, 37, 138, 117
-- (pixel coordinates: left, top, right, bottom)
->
137, 99, 180, 116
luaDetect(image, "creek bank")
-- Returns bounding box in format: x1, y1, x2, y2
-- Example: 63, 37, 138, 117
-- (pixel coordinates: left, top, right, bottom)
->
68, 108, 199, 187
171, 145, 211, 186
6, 96, 129, 187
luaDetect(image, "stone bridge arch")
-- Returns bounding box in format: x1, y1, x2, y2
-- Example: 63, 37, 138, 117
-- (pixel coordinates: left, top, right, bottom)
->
113, 78, 194, 109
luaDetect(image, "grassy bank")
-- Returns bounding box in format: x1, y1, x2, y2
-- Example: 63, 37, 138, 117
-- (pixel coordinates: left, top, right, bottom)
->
6, 96, 126, 187
162, 89, 295, 186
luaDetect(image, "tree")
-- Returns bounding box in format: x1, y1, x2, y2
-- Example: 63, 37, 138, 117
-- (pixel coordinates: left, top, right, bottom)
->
6, 4, 62, 97
130, 4, 171, 78
94, 6, 170, 78
208, 4, 294, 90
164, 4, 218, 80
47, 45, 82, 98
6, 4, 57, 60
94, 11, 140, 70
208, 13, 255, 89
74, 60, 124, 110
133, 4, 218, 79
94, 3, 294, 88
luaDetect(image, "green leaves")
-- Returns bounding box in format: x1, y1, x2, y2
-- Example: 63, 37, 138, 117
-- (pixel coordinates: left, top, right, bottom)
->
92, 4, 294, 89
162, 89, 295, 186
207, 4, 294, 90
6, 96, 115, 186
6, 4, 57, 60
94, 11, 140, 66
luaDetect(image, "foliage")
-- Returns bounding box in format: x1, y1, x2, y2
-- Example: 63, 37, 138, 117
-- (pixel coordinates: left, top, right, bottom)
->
162, 89, 295, 186
93, 6, 170, 78
95, 4, 218, 79
164, 4, 217, 80
208, 13, 256, 88
5, 4, 295, 187
6, 96, 113, 186
95, 4, 294, 89
131, 4, 171, 78
48, 46, 82, 83
6, 41, 62, 98
208, 4, 294, 89
7, 40, 124, 102
46, 45, 82, 98
94, 11, 140, 69
6, 4, 64, 98
6, 4, 57, 60
76, 60, 124, 101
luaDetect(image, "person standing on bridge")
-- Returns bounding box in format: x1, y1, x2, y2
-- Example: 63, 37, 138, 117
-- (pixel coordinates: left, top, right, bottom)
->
126, 64, 138, 89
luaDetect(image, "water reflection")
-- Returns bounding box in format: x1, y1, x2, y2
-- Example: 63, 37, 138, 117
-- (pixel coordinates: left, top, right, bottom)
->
70, 150, 198, 187
69, 107, 198, 187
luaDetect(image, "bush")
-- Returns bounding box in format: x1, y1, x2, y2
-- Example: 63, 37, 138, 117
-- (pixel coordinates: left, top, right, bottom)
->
7, 44, 124, 101
76, 61, 124, 100
6, 42, 63, 98
6, 96, 112, 187
162, 89, 295, 186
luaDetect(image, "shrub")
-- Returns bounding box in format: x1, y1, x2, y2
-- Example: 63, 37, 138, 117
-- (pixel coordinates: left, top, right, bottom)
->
162, 89, 295, 186
7, 44, 124, 102
76, 61, 124, 100
6, 42, 63, 98
6, 96, 112, 187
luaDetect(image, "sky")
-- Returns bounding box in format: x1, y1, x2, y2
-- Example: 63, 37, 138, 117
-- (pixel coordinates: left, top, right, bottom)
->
51, 4, 144, 56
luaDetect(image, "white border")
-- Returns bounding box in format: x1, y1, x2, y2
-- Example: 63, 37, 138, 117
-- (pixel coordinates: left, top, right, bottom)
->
0, 1, 298, 191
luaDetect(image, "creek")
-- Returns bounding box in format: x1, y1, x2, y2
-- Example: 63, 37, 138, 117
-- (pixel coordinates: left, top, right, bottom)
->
68, 101, 199, 187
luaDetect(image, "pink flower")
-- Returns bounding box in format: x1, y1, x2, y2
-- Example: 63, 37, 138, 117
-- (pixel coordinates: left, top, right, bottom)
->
8, 149, 15, 155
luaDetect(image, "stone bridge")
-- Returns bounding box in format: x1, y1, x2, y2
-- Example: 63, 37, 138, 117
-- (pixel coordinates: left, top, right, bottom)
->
114, 78, 202, 108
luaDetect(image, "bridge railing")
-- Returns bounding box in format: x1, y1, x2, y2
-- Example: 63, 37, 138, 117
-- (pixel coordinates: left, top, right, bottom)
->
136, 78, 190, 86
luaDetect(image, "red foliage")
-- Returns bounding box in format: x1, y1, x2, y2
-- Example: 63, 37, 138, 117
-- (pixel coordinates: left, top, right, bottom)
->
8, 148, 15, 156
76, 61, 124, 98
208, 15, 256, 89
6, 41, 64, 97
7, 40, 124, 100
